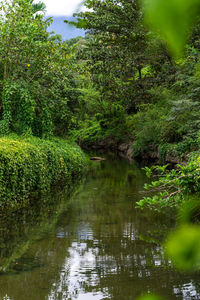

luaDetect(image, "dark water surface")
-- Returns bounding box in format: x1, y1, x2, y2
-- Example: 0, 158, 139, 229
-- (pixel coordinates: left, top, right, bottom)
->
0, 155, 200, 300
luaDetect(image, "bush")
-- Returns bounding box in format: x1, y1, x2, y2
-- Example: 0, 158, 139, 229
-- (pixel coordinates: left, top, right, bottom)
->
71, 103, 130, 146
70, 119, 104, 145
132, 102, 170, 156
136, 153, 200, 211
158, 139, 198, 163
0, 135, 86, 208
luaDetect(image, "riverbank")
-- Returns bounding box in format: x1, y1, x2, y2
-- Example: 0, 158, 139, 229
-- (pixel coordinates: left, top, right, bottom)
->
75, 132, 200, 211
78, 137, 188, 165
0, 135, 86, 209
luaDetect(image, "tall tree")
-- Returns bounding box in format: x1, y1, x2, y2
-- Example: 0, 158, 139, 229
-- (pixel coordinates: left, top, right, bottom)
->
0, 0, 83, 137
66, 0, 172, 112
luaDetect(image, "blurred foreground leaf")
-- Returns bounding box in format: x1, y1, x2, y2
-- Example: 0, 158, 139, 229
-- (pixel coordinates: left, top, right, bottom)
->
137, 294, 165, 300
165, 225, 200, 270
143, 0, 200, 57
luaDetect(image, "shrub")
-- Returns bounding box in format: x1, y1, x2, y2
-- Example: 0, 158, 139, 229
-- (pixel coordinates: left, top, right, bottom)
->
71, 104, 130, 146
158, 139, 198, 163
132, 102, 170, 156
0, 135, 86, 208
136, 154, 200, 211
70, 119, 104, 145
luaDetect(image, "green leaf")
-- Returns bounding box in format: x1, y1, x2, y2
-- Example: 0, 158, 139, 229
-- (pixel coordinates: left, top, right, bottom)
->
137, 294, 165, 300
143, 0, 200, 57
165, 225, 200, 270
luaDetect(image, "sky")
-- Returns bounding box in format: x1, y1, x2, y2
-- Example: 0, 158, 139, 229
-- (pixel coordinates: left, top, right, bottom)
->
42, 0, 84, 16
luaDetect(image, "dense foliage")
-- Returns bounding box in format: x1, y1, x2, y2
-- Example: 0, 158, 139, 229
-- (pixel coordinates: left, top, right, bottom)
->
2, 0, 200, 162
0, 0, 94, 138
137, 156, 200, 210
1, 0, 200, 296
64, 0, 200, 161
1, 0, 200, 209
1, 0, 200, 162
0, 135, 86, 208
66, 3, 200, 299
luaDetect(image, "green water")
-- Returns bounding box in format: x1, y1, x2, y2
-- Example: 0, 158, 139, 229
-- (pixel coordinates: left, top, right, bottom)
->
0, 155, 199, 300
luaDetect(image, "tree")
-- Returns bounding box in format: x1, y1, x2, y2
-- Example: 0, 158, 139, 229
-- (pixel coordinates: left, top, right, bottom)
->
0, 0, 84, 137
66, 0, 174, 113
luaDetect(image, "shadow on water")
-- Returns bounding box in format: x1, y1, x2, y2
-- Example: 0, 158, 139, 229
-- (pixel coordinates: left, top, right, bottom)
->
0, 153, 200, 300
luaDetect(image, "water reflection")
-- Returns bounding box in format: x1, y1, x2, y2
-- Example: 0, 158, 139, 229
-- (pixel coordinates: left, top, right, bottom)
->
0, 155, 200, 300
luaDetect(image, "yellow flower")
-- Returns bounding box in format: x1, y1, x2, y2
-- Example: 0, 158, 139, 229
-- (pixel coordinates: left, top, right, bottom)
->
27, 64, 30, 67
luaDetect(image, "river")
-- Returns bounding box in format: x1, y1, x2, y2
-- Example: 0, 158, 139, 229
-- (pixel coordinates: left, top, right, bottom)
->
0, 154, 199, 300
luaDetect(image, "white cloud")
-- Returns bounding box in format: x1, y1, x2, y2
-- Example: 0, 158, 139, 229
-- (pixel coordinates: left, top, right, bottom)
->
42, 0, 84, 16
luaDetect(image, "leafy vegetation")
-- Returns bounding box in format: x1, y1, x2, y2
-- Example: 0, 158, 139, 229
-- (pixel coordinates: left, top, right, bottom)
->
0, 135, 86, 208
67, 2, 200, 299
0, 0, 199, 211
62, 0, 200, 163
1, 0, 199, 168
134, 0, 200, 299
1, 0, 200, 298
136, 156, 200, 210
0, 0, 91, 209
0, 0, 93, 138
